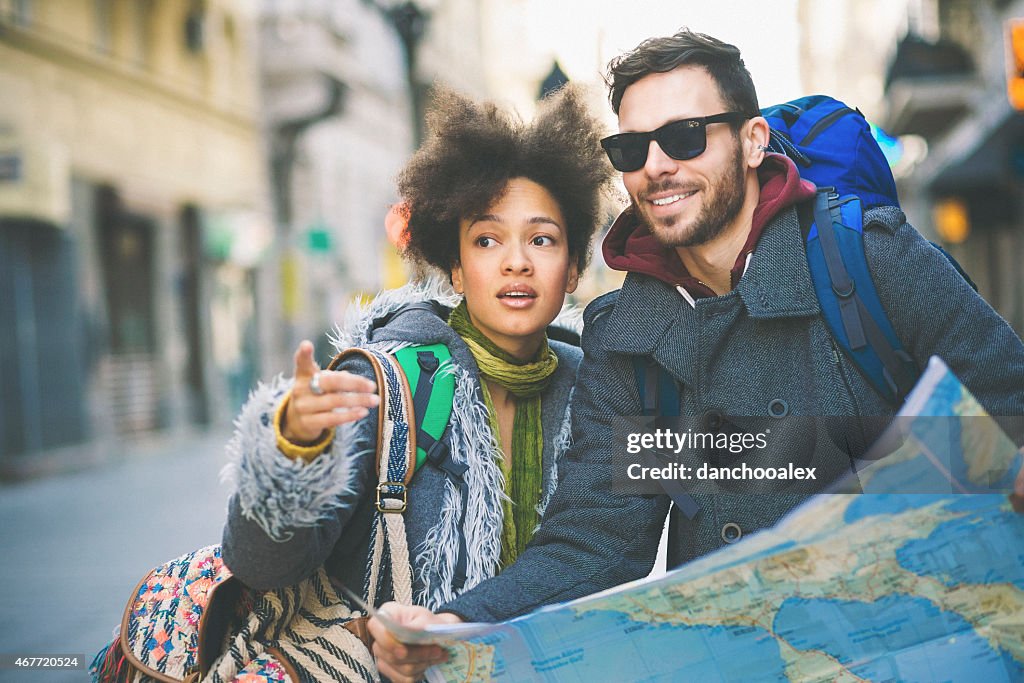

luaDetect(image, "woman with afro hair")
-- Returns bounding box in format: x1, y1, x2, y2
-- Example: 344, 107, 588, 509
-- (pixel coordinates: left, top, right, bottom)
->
218, 85, 613, 680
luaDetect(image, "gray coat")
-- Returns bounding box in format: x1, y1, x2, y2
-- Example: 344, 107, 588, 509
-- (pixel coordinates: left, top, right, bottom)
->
442, 204, 1024, 622
221, 282, 581, 611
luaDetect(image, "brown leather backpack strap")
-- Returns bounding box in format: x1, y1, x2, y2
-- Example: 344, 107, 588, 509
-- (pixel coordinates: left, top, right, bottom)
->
328, 349, 387, 471
325, 350, 417, 483
332, 347, 415, 607
328, 347, 418, 484
343, 616, 375, 651
197, 577, 244, 676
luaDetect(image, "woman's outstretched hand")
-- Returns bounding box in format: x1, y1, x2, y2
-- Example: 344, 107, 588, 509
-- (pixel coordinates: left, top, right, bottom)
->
282, 340, 380, 443
369, 603, 463, 683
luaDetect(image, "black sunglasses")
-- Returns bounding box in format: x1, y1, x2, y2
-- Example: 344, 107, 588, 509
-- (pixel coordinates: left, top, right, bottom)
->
600, 112, 749, 172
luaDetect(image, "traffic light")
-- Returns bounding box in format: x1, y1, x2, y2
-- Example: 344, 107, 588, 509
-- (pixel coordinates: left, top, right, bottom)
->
1009, 18, 1024, 111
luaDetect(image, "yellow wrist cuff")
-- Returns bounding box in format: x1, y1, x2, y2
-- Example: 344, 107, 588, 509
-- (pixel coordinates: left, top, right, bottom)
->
274, 389, 335, 462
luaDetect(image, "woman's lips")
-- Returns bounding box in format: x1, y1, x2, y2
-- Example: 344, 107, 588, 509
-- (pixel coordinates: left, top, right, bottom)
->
497, 284, 538, 309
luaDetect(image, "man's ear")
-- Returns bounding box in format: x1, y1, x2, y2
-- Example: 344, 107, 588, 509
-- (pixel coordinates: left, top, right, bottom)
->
745, 116, 771, 168
451, 262, 464, 295
565, 262, 579, 294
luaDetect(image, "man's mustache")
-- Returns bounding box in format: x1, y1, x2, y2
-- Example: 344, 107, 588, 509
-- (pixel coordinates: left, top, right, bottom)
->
637, 181, 701, 202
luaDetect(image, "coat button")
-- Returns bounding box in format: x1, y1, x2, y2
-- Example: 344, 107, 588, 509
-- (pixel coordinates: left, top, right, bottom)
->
721, 522, 742, 544
768, 399, 789, 418
704, 410, 723, 430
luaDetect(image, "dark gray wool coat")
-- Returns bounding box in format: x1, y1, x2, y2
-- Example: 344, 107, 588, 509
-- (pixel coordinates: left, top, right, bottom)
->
442, 204, 1024, 623
221, 281, 581, 611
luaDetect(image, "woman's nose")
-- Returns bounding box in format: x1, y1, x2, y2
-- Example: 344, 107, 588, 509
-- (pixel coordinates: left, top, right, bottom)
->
502, 243, 533, 274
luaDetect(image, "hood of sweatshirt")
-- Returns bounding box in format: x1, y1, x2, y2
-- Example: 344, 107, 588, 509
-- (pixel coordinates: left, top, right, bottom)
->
602, 153, 816, 296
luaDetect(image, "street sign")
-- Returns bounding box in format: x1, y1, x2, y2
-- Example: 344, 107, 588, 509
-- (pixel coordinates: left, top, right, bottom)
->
307, 226, 331, 253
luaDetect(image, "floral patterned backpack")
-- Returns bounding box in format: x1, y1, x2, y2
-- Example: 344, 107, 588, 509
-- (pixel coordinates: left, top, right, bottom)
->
91, 347, 426, 683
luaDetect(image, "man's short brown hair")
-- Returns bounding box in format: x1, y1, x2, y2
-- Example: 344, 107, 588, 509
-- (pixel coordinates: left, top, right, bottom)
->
398, 85, 613, 274
606, 29, 760, 121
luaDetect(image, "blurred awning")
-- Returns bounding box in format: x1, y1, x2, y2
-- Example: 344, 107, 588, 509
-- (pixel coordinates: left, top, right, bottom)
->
928, 109, 1024, 195
883, 33, 978, 140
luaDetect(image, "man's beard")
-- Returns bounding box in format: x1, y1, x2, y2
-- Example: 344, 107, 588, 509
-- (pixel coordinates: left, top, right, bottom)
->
634, 143, 747, 248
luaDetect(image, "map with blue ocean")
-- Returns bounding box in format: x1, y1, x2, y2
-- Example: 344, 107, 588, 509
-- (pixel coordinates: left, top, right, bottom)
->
411, 357, 1023, 682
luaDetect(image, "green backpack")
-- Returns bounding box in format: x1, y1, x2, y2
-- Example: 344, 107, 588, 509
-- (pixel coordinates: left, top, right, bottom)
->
391, 343, 456, 473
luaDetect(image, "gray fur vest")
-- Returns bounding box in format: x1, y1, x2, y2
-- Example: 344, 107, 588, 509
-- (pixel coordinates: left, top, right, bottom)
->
220, 280, 581, 610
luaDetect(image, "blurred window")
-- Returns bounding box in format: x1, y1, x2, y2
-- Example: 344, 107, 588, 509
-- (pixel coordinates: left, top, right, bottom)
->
133, 0, 155, 67
94, 0, 113, 54
224, 13, 237, 48
10, 0, 32, 26
937, 0, 980, 55
185, 2, 206, 54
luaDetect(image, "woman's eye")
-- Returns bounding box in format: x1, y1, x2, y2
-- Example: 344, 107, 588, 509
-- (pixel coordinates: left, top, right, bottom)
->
475, 236, 495, 247
531, 235, 554, 247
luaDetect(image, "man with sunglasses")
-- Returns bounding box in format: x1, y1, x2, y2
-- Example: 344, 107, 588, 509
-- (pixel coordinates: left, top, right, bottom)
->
372, 29, 1024, 683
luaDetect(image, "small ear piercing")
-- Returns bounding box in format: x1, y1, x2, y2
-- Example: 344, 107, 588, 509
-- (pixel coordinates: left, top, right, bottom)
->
757, 144, 768, 151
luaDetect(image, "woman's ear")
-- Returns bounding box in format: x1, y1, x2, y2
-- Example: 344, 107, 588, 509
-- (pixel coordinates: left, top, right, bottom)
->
565, 263, 579, 294
451, 263, 464, 295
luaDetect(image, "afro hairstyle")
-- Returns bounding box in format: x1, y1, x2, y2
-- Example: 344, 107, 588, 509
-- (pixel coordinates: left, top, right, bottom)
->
397, 84, 613, 274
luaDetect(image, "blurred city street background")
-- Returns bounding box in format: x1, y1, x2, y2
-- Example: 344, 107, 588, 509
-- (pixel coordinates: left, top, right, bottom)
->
0, 427, 232, 681
1, 0, 1023, 673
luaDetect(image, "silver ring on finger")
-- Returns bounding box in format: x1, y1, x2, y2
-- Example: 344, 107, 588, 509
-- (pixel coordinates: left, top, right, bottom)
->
309, 371, 325, 396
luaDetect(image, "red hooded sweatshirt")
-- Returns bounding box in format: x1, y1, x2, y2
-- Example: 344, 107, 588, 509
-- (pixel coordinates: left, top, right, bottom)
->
603, 153, 816, 300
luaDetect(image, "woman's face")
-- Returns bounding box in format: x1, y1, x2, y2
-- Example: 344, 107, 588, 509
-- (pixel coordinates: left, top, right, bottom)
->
452, 177, 579, 361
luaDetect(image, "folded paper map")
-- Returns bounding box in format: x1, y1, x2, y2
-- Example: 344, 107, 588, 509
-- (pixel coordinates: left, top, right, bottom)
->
386, 356, 1024, 682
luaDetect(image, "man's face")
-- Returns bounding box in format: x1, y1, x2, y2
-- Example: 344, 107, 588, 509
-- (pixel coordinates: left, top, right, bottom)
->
617, 66, 748, 248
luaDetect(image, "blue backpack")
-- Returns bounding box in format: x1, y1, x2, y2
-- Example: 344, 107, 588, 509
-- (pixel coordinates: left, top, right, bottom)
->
765, 95, 918, 405
762, 95, 898, 209
636, 95, 975, 418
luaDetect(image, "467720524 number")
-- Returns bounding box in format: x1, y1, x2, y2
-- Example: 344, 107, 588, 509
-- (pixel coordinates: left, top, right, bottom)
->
0, 655, 84, 670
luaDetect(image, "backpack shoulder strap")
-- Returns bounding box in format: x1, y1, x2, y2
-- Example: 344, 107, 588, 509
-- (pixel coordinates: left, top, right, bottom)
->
328, 347, 416, 606
803, 188, 918, 404
327, 347, 417, 487
631, 355, 680, 418
629, 356, 699, 520
392, 344, 455, 473
393, 342, 473, 590
331, 344, 471, 593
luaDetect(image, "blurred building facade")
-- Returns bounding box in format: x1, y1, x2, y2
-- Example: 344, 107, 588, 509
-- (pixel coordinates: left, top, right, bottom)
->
798, 0, 1024, 336
0, 0, 498, 477
257, 0, 490, 373
0, 0, 269, 475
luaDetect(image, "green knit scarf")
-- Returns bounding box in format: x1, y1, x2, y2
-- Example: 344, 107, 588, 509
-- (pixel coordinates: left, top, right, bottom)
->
448, 300, 559, 569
